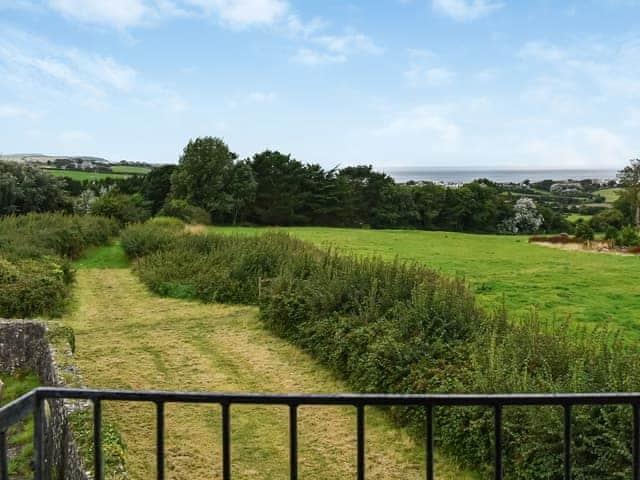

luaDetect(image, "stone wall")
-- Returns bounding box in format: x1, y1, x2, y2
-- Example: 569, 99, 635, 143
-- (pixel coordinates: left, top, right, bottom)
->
0, 320, 90, 480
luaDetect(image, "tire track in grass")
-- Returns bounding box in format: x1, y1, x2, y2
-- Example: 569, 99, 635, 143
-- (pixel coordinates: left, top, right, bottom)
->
63, 265, 475, 479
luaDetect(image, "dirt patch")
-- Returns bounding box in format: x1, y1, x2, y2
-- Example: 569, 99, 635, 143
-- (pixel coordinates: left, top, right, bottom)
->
531, 241, 637, 256
184, 224, 206, 234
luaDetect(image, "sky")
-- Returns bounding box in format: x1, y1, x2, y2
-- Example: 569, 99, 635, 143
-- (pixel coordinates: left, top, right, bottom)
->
0, 1, 639, 170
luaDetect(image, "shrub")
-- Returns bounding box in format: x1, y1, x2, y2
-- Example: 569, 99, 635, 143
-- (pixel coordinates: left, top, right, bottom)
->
604, 226, 621, 246
0, 213, 119, 317
0, 256, 71, 317
0, 161, 71, 214
126, 226, 640, 478
91, 192, 151, 225
574, 222, 595, 241
158, 199, 210, 224
120, 221, 183, 258
620, 225, 640, 247
590, 209, 624, 232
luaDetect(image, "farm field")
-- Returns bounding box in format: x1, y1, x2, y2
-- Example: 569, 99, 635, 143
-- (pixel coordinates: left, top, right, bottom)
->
566, 213, 592, 223
596, 187, 623, 203
208, 226, 640, 336
63, 246, 473, 480
111, 165, 152, 174
44, 168, 131, 181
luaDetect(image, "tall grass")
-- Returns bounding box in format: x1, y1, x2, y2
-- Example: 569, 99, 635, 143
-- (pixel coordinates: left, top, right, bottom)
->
123, 222, 640, 478
0, 213, 119, 317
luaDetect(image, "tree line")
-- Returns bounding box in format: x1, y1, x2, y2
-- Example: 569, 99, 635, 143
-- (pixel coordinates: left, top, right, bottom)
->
117, 136, 569, 233
4, 136, 639, 234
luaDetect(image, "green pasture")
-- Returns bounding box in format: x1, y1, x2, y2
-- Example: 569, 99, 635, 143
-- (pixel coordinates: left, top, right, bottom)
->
110, 165, 151, 174
208, 226, 640, 336
566, 213, 592, 223
595, 187, 623, 203
45, 169, 130, 181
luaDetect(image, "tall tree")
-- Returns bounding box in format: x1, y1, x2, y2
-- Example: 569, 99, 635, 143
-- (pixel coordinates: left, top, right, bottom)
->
171, 137, 237, 217
143, 165, 176, 214
0, 161, 70, 214
228, 160, 256, 224
618, 159, 640, 228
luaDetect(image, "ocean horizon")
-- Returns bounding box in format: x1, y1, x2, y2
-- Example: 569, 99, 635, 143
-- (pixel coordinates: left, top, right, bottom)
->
384, 168, 619, 184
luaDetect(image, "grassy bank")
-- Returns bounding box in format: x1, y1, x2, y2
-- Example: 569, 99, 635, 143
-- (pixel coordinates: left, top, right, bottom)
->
63, 245, 472, 479
207, 226, 640, 335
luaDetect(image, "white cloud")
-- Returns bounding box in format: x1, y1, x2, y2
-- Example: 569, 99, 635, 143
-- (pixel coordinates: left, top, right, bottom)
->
0, 27, 185, 113
520, 38, 640, 99
285, 14, 325, 38
376, 106, 462, 152
293, 32, 383, 67
627, 108, 640, 127
47, 0, 153, 28
293, 48, 345, 66
0, 104, 41, 119
226, 90, 276, 108
185, 0, 288, 27
432, 0, 503, 21
404, 65, 455, 87
313, 33, 384, 56
46, 0, 288, 29
475, 68, 498, 82
519, 127, 630, 169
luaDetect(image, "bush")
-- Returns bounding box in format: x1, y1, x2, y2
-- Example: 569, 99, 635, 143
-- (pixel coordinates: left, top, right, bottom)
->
120, 221, 183, 259
604, 226, 621, 246
590, 209, 624, 232
125, 225, 640, 478
620, 225, 640, 247
0, 161, 71, 214
574, 221, 595, 241
91, 192, 151, 225
158, 199, 210, 225
0, 213, 119, 317
0, 256, 71, 317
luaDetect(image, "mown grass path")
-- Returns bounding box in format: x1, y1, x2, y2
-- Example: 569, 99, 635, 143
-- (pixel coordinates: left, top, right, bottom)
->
63, 260, 473, 479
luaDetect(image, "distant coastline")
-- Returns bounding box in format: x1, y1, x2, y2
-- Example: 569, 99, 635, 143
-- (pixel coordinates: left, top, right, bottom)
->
385, 168, 619, 184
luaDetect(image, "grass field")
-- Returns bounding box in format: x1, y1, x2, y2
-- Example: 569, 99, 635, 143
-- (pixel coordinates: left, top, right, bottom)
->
45, 169, 131, 181
566, 213, 592, 223
208, 226, 640, 336
595, 187, 623, 203
111, 165, 151, 175
64, 246, 473, 479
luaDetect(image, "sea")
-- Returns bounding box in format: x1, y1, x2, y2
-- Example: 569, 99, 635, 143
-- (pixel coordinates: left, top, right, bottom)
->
384, 168, 619, 185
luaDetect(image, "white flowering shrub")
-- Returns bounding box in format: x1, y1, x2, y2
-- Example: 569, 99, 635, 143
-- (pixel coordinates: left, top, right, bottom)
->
499, 197, 544, 234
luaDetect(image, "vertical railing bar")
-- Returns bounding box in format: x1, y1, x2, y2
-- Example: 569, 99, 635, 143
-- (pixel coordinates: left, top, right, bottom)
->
425, 404, 434, 480
564, 404, 572, 480
156, 401, 165, 480
34, 395, 45, 480
494, 405, 503, 480
357, 404, 365, 480
0, 431, 8, 480
93, 399, 103, 480
633, 403, 639, 480
222, 402, 231, 480
289, 404, 298, 480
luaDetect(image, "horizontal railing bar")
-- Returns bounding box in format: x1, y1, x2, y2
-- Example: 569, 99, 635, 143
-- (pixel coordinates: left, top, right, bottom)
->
29, 387, 640, 407
0, 391, 35, 431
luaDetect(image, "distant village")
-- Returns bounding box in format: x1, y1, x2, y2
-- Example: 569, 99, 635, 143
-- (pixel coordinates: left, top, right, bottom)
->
0, 154, 153, 173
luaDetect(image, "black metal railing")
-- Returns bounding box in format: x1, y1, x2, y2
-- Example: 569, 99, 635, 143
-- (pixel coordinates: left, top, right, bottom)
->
2, 388, 640, 479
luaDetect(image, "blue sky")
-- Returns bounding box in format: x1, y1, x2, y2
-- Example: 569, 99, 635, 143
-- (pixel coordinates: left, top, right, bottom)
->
1, 0, 639, 169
